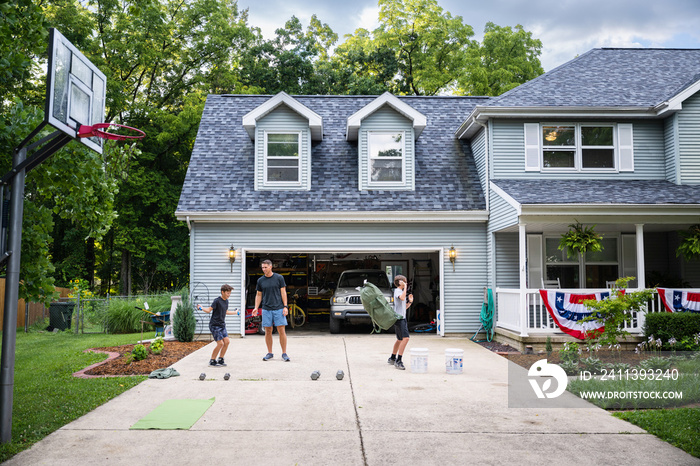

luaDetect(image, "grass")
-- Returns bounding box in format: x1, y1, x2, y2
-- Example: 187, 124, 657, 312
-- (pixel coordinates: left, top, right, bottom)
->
0, 330, 146, 463
614, 409, 700, 458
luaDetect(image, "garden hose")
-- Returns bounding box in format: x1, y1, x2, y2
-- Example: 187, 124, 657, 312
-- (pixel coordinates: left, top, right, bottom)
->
471, 288, 495, 342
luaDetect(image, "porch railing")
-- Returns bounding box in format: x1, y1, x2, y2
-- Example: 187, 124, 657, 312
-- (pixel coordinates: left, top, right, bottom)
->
495, 288, 664, 337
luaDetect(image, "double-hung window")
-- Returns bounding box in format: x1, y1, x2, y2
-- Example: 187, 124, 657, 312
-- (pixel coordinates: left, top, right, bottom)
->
369, 131, 405, 184
265, 132, 300, 183
541, 124, 616, 171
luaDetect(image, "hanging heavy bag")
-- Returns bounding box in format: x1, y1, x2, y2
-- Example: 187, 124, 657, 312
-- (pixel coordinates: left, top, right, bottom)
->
360, 282, 402, 333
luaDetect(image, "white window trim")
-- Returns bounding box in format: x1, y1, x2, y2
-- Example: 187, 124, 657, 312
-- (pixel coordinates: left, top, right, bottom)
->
540, 123, 618, 173
263, 130, 302, 186
367, 130, 406, 186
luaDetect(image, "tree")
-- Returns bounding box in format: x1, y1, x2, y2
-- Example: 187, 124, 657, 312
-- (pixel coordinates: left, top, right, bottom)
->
459, 22, 544, 96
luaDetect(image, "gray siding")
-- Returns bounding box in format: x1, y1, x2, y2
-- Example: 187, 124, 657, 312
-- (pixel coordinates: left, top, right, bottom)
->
491, 120, 666, 179
495, 232, 519, 287
359, 106, 415, 190
191, 222, 487, 334
470, 127, 488, 197
664, 114, 679, 183
488, 189, 519, 233
678, 92, 700, 185
255, 106, 312, 190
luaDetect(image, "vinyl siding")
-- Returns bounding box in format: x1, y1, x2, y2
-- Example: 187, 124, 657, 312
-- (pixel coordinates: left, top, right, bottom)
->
491, 120, 666, 179
470, 127, 488, 197
255, 106, 312, 190
664, 114, 679, 183
678, 92, 700, 184
488, 189, 519, 233
495, 232, 519, 287
191, 222, 487, 334
358, 106, 415, 190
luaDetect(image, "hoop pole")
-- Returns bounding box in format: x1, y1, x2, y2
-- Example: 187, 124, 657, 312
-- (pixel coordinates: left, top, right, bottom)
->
1, 146, 26, 444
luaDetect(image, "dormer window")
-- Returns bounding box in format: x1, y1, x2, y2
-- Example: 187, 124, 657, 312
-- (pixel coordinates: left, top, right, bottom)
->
265, 132, 300, 183
369, 131, 405, 183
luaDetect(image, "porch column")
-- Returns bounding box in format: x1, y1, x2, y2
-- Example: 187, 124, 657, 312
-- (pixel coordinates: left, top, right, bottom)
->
519, 223, 529, 336
635, 224, 645, 289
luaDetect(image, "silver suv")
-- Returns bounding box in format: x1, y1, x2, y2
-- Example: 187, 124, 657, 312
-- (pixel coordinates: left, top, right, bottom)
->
329, 269, 393, 334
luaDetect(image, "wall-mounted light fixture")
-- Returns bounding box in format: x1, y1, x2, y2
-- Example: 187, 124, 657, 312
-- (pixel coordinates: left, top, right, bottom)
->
449, 245, 456, 272
229, 245, 236, 272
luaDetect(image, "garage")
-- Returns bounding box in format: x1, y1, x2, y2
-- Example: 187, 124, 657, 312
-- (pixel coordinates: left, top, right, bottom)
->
241, 251, 441, 334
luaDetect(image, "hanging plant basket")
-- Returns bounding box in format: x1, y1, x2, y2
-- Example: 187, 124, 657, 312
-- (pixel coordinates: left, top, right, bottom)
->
677, 224, 700, 262
559, 221, 603, 259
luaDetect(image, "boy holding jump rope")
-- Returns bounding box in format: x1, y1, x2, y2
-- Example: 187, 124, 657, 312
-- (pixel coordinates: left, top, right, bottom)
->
198, 284, 238, 367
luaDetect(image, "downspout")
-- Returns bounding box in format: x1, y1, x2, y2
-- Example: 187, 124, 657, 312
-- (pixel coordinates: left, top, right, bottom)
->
185, 216, 192, 231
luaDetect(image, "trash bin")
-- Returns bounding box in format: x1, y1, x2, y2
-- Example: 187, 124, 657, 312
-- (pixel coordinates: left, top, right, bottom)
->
49, 302, 76, 330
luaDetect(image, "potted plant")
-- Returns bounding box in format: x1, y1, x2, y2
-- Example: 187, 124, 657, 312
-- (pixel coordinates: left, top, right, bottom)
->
676, 224, 700, 262
559, 221, 603, 259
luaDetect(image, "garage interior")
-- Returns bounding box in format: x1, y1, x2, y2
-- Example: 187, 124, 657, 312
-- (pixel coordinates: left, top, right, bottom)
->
243, 251, 441, 334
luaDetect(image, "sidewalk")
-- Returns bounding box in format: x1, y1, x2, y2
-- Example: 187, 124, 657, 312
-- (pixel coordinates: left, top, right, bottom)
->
5, 334, 698, 465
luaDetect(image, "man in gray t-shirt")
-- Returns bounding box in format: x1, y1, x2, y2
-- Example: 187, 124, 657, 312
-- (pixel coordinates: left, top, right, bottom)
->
253, 259, 290, 362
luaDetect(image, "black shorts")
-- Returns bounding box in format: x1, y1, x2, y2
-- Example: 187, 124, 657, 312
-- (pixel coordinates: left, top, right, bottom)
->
394, 319, 409, 340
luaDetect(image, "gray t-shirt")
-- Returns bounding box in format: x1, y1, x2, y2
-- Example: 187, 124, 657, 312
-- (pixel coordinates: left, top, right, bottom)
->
394, 287, 407, 318
256, 273, 286, 310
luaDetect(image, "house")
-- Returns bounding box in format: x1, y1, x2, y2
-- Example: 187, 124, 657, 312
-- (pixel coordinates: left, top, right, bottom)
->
176, 48, 700, 345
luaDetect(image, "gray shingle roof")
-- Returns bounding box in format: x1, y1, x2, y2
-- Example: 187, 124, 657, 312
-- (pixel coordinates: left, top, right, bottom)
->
493, 179, 700, 205
488, 48, 700, 108
177, 95, 486, 213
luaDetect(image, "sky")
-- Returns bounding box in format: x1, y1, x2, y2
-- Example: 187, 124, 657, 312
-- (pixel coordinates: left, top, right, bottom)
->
239, 0, 700, 72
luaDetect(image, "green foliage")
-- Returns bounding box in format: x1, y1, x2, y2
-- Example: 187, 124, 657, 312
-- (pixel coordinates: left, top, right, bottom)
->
604, 362, 631, 373
581, 277, 654, 346
545, 336, 553, 358
644, 312, 700, 348
638, 356, 672, 371
559, 360, 580, 375
150, 336, 164, 354
459, 22, 544, 96
579, 356, 604, 374
0, 332, 145, 462
614, 409, 700, 458
676, 224, 700, 262
559, 221, 603, 259
173, 289, 196, 342
105, 294, 171, 334
131, 344, 148, 361
559, 341, 580, 364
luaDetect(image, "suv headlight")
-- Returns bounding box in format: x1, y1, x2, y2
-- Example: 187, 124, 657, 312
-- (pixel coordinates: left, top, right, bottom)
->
332, 296, 346, 304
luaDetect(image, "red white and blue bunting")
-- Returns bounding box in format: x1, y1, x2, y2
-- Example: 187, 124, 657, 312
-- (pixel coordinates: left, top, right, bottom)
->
539, 290, 611, 340
657, 288, 700, 313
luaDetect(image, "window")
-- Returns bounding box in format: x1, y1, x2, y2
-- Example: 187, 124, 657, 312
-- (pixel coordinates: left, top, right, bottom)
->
369, 132, 404, 183
543, 236, 619, 288
265, 132, 300, 183
541, 124, 615, 170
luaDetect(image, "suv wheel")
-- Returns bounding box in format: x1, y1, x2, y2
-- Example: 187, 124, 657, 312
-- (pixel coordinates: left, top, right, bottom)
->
329, 316, 342, 334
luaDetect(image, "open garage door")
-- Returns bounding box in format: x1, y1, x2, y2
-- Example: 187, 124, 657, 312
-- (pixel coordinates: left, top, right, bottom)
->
240, 250, 442, 336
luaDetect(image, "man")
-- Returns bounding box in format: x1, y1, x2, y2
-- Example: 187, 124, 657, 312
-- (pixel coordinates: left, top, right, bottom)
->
252, 260, 290, 361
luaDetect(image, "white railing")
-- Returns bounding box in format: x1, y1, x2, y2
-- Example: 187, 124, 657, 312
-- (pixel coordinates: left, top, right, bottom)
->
495, 288, 664, 337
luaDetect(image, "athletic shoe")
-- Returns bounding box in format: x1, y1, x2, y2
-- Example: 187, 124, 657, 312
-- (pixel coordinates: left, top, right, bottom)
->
387, 357, 396, 365
282, 353, 290, 362
395, 360, 405, 370
262, 353, 274, 361
217, 357, 227, 367
209, 359, 218, 366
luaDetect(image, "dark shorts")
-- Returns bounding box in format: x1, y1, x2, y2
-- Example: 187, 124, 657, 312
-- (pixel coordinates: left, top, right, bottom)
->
394, 318, 409, 340
210, 324, 228, 342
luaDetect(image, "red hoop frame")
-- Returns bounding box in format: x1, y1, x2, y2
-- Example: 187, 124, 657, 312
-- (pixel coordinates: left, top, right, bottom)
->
77, 123, 145, 141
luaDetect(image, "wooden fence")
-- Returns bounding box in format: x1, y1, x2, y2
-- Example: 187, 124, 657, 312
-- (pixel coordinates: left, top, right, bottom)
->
0, 279, 71, 330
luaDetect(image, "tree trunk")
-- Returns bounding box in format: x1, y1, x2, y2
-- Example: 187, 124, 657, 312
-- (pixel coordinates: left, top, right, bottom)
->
120, 250, 132, 296
85, 238, 95, 288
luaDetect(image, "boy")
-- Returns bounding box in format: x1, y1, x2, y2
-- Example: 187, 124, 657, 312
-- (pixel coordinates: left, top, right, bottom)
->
199, 284, 237, 367
388, 275, 412, 370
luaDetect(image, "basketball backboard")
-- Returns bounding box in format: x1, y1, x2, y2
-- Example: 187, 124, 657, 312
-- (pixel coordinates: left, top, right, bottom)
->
45, 28, 106, 154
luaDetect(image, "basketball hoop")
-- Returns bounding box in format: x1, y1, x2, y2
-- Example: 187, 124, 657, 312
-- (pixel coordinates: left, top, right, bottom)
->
77, 123, 145, 141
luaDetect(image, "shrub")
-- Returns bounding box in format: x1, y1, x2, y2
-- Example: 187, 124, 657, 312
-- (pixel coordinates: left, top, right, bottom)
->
559, 341, 580, 364
559, 360, 579, 375
545, 336, 553, 358
105, 294, 173, 334
639, 356, 672, 371
132, 344, 148, 361
150, 337, 164, 354
580, 356, 604, 374
644, 312, 700, 348
173, 288, 196, 342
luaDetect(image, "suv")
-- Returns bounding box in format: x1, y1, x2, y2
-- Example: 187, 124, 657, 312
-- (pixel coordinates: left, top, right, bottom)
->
329, 269, 393, 334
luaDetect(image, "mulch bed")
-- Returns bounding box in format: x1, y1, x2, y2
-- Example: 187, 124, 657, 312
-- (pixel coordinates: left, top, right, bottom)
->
83, 341, 209, 376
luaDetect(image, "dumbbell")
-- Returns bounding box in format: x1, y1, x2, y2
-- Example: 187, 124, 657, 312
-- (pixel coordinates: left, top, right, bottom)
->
310, 370, 321, 380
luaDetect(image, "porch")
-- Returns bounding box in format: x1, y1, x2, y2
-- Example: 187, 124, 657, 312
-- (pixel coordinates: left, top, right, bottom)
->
493, 287, 665, 352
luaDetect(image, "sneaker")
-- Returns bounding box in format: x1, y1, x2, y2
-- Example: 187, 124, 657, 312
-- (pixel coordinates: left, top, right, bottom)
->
262, 353, 274, 361
282, 353, 290, 362
209, 359, 218, 366
395, 360, 405, 370
217, 357, 227, 367
387, 357, 396, 365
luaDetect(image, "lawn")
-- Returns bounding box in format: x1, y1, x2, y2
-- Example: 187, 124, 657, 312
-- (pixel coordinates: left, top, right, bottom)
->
0, 330, 147, 463
614, 408, 700, 458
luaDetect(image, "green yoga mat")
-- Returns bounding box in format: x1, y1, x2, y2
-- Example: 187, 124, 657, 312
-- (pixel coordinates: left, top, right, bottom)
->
131, 398, 215, 430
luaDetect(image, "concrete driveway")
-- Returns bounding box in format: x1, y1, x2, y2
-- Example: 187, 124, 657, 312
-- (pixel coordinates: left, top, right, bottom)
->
5, 334, 698, 465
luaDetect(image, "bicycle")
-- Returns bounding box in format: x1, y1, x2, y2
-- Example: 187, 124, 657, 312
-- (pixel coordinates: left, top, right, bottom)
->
287, 289, 306, 329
